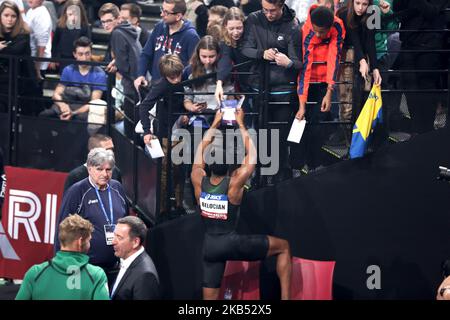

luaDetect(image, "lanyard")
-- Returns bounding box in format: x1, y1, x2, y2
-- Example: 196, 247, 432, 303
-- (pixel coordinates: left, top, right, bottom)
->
94, 185, 114, 225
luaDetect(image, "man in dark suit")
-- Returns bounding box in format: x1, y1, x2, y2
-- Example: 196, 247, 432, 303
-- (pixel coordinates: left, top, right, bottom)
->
110, 216, 160, 300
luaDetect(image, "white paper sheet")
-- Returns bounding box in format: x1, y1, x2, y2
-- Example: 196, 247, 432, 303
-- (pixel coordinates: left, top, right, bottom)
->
287, 119, 306, 143
145, 139, 165, 159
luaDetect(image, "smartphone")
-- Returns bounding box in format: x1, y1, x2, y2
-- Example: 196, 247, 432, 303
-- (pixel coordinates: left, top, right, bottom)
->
4, 41, 12, 46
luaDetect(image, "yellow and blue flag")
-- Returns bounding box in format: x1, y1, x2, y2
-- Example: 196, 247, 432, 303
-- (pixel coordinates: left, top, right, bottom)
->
349, 85, 383, 159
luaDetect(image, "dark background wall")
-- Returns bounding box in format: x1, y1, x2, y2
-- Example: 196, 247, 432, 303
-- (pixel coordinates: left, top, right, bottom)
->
148, 128, 450, 299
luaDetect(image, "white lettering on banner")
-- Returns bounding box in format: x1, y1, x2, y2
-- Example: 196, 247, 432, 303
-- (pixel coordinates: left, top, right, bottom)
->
200, 192, 228, 220
8, 189, 58, 244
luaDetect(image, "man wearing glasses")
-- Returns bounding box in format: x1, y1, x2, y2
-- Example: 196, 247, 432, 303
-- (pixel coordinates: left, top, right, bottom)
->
134, 0, 200, 90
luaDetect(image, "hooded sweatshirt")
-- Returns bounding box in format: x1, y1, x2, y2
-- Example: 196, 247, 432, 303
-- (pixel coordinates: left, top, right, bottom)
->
138, 20, 200, 81
297, 4, 345, 103
110, 21, 142, 81
394, 0, 447, 50
240, 4, 302, 90
15, 251, 109, 300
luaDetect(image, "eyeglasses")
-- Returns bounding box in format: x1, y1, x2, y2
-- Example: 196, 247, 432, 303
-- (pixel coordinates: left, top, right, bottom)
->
160, 6, 178, 16
101, 18, 115, 25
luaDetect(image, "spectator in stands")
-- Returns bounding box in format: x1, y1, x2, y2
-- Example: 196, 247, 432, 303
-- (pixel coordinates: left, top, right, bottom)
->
120, 3, 150, 48
40, 36, 107, 121
64, 134, 122, 192
295, 6, 345, 171
240, 0, 302, 182
110, 216, 160, 300
206, 0, 235, 8
206, 20, 222, 41
0, 1, 35, 114
394, 0, 447, 134
184, 35, 234, 128
240, 0, 261, 16
49, 0, 91, 72
55, 148, 129, 287
25, 0, 53, 80
215, 7, 246, 104
134, 0, 200, 89
99, 2, 141, 139
185, 0, 208, 37
437, 276, 450, 300
0, 148, 4, 213
139, 54, 187, 215
16, 214, 110, 300
207, 4, 228, 28
337, 0, 382, 124
0, 0, 25, 15
191, 109, 292, 300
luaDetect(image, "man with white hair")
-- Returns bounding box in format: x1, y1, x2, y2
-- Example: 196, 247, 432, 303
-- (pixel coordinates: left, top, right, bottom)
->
55, 147, 128, 286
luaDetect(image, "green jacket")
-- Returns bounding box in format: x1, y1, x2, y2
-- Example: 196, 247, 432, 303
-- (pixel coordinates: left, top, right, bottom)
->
15, 251, 110, 300
374, 0, 399, 59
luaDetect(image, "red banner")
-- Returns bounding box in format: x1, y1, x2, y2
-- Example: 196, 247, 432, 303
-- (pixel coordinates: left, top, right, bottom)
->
0, 166, 67, 279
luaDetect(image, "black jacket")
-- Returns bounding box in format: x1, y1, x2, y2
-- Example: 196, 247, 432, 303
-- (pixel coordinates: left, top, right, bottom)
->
394, 0, 447, 49
111, 251, 161, 300
240, 4, 302, 90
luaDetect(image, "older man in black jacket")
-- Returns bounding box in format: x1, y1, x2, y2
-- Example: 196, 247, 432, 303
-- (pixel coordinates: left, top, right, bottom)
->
110, 216, 160, 300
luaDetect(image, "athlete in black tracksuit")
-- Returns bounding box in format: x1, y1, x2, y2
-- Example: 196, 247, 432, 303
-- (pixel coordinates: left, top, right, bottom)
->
191, 109, 292, 300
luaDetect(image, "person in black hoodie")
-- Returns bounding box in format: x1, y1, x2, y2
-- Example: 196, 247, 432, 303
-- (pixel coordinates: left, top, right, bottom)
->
394, 0, 448, 134
99, 3, 142, 139
240, 0, 302, 182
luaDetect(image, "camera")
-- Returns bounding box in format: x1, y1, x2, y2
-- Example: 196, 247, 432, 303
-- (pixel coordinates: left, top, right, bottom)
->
437, 166, 450, 181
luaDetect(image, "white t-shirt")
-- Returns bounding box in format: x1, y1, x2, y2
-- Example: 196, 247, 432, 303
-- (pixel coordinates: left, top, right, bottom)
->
25, 6, 52, 70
